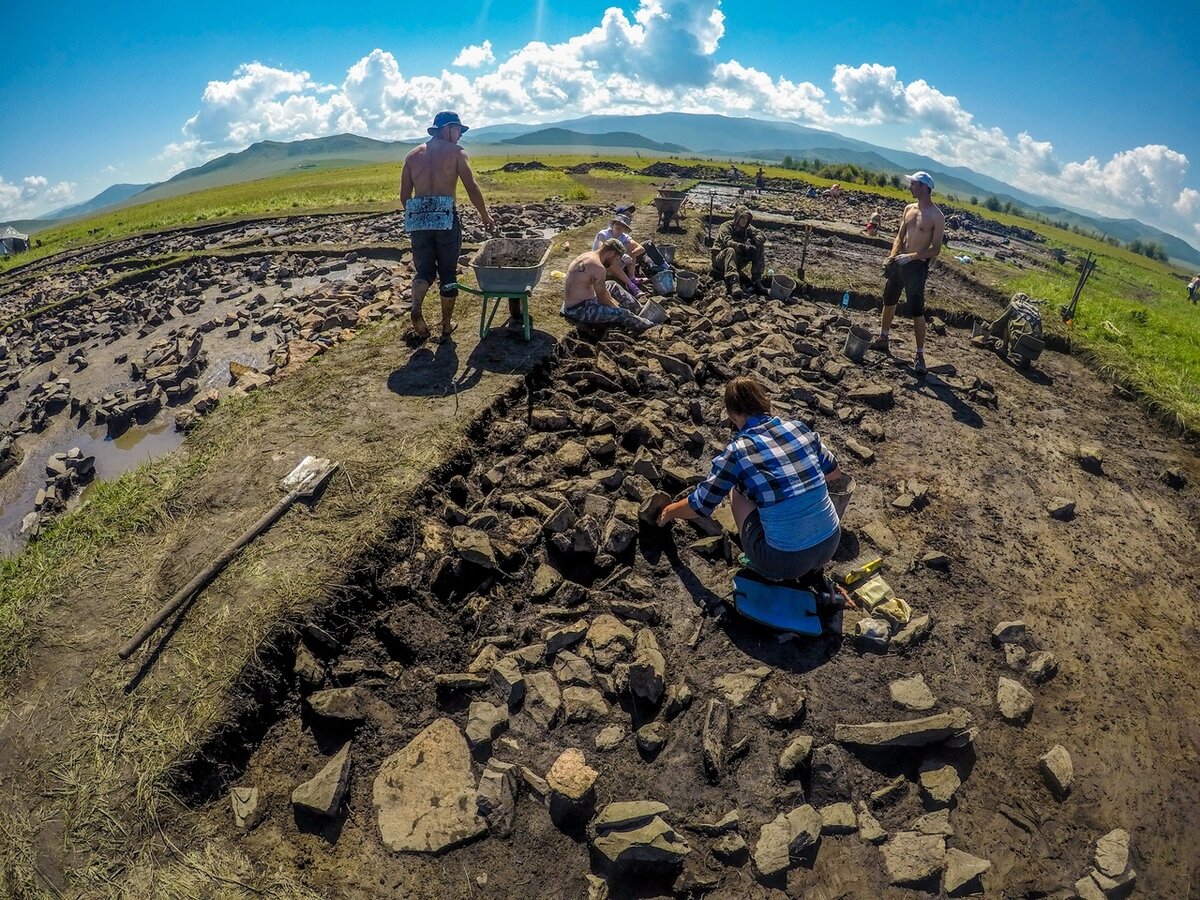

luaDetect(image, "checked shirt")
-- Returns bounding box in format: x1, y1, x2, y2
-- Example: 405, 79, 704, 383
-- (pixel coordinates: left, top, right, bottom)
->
687, 414, 838, 518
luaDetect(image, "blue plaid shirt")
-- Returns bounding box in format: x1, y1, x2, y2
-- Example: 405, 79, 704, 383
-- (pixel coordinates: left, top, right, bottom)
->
688, 415, 838, 517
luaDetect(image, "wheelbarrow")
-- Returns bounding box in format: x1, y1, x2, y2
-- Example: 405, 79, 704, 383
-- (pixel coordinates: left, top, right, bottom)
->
651, 196, 686, 231
450, 237, 553, 342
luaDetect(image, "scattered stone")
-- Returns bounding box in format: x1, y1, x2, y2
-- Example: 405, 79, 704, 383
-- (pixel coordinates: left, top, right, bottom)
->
524, 671, 563, 729
918, 758, 961, 808
1078, 444, 1104, 475
292, 742, 352, 818
765, 682, 806, 727
847, 384, 894, 410
777, 734, 813, 780
702, 699, 730, 783
819, 802, 857, 835
753, 805, 822, 879
595, 724, 626, 751
1039, 744, 1074, 800
1047, 497, 1076, 521
636, 721, 668, 755
476, 762, 518, 837
996, 677, 1035, 724
543, 619, 589, 655
713, 666, 771, 706
912, 809, 953, 836
663, 680, 694, 720
586, 615, 634, 669
1003, 643, 1028, 670
856, 802, 887, 843
834, 708, 972, 747
991, 621, 1026, 646
530, 564, 563, 600
870, 775, 908, 807
689, 811, 741, 836
1026, 650, 1059, 683
891, 614, 932, 651
307, 686, 374, 722
593, 816, 691, 871
889, 674, 936, 711
374, 719, 486, 853
451, 526, 497, 569
230, 786, 262, 830
1094, 828, 1131, 878
943, 848, 991, 896
293, 642, 325, 692
860, 519, 899, 553
1161, 466, 1187, 490
712, 832, 748, 863
628, 633, 666, 705
595, 801, 670, 832
547, 748, 599, 826
553, 650, 595, 686
465, 701, 509, 749
921, 550, 951, 571
844, 438, 875, 463
490, 657, 525, 706
881, 831, 946, 887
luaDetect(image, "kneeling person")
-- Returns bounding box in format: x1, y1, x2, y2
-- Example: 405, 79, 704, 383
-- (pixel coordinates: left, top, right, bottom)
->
658, 377, 842, 581
561, 239, 655, 332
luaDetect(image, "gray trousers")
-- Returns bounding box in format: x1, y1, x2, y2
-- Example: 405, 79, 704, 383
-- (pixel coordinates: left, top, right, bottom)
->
562, 281, 654, 332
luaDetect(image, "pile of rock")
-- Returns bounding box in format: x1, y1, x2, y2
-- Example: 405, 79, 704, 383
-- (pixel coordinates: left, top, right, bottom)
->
20, 447, 96, 538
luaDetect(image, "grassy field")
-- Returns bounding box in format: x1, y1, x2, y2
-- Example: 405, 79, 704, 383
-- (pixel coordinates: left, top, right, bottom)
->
4, 153, 1199, 429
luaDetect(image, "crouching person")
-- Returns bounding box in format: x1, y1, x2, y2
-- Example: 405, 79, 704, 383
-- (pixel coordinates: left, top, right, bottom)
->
658, 376, 843, 581
561, 239, 656, 333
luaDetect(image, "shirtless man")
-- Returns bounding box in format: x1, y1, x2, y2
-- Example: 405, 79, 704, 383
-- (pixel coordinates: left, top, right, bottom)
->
400, 110, 495, 341
873, 171, 945, 375
561, 239, 655, 333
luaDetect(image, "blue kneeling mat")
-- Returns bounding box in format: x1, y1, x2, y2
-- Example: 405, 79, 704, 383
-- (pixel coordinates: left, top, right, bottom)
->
731, 572, 822, 635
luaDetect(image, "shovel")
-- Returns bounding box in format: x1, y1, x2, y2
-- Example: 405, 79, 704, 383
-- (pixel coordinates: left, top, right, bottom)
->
117, 455, 339, 660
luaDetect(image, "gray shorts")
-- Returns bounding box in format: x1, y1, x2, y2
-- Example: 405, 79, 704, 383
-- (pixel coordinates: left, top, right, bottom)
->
741, 511, 840, 582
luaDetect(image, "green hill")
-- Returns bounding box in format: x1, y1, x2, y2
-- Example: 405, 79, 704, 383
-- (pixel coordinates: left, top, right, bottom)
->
499, 127, 689, 153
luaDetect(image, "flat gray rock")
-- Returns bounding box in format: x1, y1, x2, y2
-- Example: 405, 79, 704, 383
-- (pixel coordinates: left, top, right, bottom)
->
918, 758, 961, 807
373, 718, 486, 853
753, 805, 822, 878
834, 708, 972, 747
889, 674, 936, 711
1094, 828, 1131, 878
292, 742, 351, 818
593, 816, 690, 870
1039, 744, 1073, 799
882, 831, 946, 886
944, 847, 991, 896
595, 801, 670, 832
996, 677, 1035, 724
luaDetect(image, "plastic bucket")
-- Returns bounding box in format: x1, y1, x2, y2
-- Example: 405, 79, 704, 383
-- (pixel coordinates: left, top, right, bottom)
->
827, 473, 856, 522
676, 270, 699, 300
843, 325, 872, 362
659, 244, 677, 266
651, 269, 675, 296
769, 274, 796, 301
639, 299, 668, 324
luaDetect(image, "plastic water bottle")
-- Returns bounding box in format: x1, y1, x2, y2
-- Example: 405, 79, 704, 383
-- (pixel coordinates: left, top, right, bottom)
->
841, 290, 851, 310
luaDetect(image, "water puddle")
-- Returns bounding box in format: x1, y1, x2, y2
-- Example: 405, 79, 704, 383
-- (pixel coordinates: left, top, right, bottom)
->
0, 421, 184, 557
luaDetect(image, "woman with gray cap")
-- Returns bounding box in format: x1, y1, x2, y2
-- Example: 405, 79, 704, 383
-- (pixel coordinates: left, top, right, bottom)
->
592, 212, 643, 295
400, 110, 496, 342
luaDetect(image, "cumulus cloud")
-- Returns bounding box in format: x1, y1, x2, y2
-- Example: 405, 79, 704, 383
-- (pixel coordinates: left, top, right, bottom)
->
0, 175, 76, 218
160, 1, 1197, 245
453, 41, 495, 68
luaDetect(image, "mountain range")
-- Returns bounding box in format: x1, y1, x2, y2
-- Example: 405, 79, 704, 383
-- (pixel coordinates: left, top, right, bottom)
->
7, 113, 1197, 266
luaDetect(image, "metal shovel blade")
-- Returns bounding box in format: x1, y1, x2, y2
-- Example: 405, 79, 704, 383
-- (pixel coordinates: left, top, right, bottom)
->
281, 455, 338, 498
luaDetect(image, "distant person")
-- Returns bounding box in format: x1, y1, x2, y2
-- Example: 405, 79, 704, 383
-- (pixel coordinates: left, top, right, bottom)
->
712, 205, 767, 299
866, 207, 882, 236
400, 110, 495, 342
658, 376, 844, 583
873, 171, 945, 375
755, 167, 766, 191
592, 213, 643, 295
1189, 275, 1199, 304
805, 185, 817, 199
826, 183, 841, 198
561, 239, 656, 333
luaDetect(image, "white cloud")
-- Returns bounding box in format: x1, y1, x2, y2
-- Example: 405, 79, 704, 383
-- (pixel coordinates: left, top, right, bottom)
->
0, 175, 76, 218
159, 1, 1198, 247
453, 41, 495, 68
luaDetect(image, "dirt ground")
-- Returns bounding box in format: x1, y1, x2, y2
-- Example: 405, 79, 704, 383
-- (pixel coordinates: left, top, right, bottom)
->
2, 180, 1198, 898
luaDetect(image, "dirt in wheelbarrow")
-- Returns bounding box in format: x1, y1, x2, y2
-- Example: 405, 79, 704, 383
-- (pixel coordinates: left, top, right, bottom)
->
177, 257, 1200, 898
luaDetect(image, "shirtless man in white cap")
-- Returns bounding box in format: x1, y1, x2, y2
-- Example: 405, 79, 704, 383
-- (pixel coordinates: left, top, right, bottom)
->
873, 171, 945, 375
401, 110, 496, 342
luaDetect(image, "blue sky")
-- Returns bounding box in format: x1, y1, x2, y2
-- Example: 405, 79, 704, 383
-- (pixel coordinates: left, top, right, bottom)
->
3, 1, 1198, 243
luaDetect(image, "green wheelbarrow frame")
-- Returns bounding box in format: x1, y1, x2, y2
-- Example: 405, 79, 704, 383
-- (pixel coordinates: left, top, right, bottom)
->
448, 283, 533, 342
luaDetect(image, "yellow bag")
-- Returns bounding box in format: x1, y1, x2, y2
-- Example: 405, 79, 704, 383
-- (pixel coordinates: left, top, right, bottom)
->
852, 576, 894, 611
874, 597, 913, 627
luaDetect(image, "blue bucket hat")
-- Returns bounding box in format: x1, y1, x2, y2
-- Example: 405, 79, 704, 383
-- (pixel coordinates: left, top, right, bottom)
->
428, 111, 469, 135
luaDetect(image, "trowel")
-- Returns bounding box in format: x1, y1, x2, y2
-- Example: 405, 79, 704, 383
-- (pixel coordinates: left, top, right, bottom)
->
117, 455, 339, 660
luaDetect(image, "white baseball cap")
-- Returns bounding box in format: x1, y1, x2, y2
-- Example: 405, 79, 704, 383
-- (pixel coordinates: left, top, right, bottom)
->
905, 171, 935, 190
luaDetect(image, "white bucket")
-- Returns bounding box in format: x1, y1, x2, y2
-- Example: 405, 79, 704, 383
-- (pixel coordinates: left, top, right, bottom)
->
659, 244, 677, 266
769, 274, 796, 301
828, 473, 856, 521
651, 269, 675, 296
639, 299, 668, 324
676, 270, 699, 300
843, 325, 872, 362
